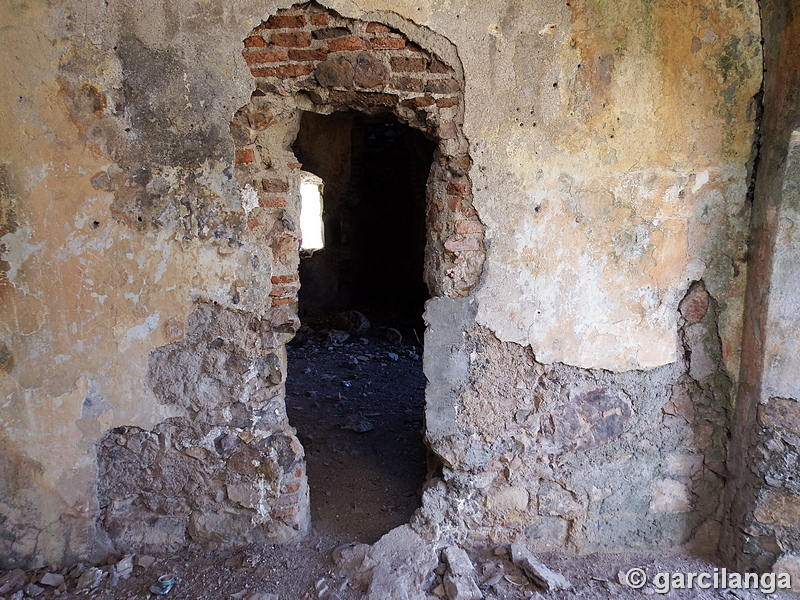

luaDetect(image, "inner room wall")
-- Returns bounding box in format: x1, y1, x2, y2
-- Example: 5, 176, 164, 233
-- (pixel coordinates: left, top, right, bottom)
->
1, 0, 784, 572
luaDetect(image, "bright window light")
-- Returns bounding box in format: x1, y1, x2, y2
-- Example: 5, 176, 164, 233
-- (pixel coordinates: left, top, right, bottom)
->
299, 175, 324, 250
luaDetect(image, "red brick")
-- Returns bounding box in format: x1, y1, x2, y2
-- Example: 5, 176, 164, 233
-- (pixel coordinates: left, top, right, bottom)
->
282, 483, 301, 493
270, 284, 297, 297
401, 96, 436, 108
243, 50, 286, 65
390, 56, 425, 72
247, 218, 261, 230
244, 35, 268, 48
262, 178, 289, 193
455, 219, 483, 234
259, 197, 288, 208
313, 27, 350, 40
436, 97, 459, 108
264, 14, 306, 29
447, 181, 469, 195
391, 76, 424, 92
295, 467, 304, 477
366, 22, 391, 33
429, 58, 454, 74
327, 36, 369, 52
447, 195, 463, 212
425, 78, 460, 94
287, 162, 303, 169
235, 149, 254, 164
310, 14, 330, 26
272, 506, 300, 518
371, 37, 405, 50
444, 237, 481, 252
251, 64, 314, 78
271, 274, 299, 284
271, 32, 312, 47
272, 298, 294, 306
288, 47, 329, 61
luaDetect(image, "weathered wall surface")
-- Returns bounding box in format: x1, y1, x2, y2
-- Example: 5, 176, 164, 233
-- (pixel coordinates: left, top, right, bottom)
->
467, 0, 761, 373
0, 0, 763, 567
422, 281, 733, 554
722, 0, 800, 586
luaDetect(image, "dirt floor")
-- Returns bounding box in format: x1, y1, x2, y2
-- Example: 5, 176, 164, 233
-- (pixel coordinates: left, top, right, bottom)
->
1, 314, 797, 599
284, 313, 428, 546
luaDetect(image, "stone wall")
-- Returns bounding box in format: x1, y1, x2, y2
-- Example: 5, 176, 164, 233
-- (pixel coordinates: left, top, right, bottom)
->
421, 281, 732, 554
0, 0, 776, 570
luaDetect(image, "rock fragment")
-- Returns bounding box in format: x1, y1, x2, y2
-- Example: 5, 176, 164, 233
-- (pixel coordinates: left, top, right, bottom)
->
136, 554, 156, 568
76, 567, 104, 590
509, 543, 570, 591
24, 582, 45, 597
38, 572, 65, 587
0, 569, 27, 594
114, 554, 135, 578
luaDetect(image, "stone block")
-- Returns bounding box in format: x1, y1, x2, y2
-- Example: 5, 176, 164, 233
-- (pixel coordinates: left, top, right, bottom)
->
759, 397, 800, 433
487, 486, 529, 512
679, 282, 709, 323
442, 546, 482, 600
315, 56, 354, 88
353, 53, 388, 88
649, 479, 693, 513
509, 543, 571, 591
537, 482, 581, 517
754, 492, 800, 527
773, 554, 800, 592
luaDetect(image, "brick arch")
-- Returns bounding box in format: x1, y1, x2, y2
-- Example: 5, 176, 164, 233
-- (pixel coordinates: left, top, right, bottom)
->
230, 2, 485, 306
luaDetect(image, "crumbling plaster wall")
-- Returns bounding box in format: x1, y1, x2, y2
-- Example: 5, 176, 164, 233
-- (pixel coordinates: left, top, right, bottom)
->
0, 0, 763, 568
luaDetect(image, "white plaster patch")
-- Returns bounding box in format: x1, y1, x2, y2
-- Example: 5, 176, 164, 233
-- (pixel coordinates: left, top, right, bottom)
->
692, 170, 709, 193
123, 313, 160, 348
239, 184, 259, 214
24, 163, 51, 188
649, 479, 693, 513
153, 243, 170, 283
0, 227, 44, 281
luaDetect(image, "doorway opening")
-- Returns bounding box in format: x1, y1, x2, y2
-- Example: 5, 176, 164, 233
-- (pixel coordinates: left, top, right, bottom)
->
286, 110, 435, 542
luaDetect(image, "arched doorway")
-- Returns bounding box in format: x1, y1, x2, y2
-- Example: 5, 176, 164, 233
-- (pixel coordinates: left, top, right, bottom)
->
229, 0, 485, 542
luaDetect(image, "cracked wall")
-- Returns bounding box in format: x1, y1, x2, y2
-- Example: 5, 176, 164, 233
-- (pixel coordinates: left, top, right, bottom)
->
0, 0, 769, 568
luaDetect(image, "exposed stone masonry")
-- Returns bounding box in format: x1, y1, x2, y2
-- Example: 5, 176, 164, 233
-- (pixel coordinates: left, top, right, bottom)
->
418, 282, 733, 554
98, 303, 308, 551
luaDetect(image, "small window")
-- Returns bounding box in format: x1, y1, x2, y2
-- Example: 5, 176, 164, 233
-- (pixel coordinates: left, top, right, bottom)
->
299, 172, 324, 250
